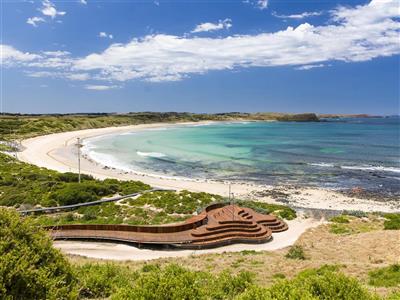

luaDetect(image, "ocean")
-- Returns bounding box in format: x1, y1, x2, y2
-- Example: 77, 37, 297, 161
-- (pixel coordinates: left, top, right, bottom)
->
83, 117, 400, 194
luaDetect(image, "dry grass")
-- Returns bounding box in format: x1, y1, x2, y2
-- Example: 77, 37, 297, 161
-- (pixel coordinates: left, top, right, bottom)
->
67, 216, 400, 296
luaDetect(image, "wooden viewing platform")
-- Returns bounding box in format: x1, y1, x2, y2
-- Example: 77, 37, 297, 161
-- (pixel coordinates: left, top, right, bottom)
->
46, 203, 288, 249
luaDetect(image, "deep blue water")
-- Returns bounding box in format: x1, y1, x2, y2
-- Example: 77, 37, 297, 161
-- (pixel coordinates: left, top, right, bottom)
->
85, 117, 400, 194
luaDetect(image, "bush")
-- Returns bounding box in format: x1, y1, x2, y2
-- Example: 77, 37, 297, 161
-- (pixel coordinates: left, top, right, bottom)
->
329, 223, 352, 235
330, 215, 350, 223
384, 214, 400, 230
0, 208, 77, 299
49, 184, 99, 205
285, 245, 306, 260
368, 264, 400, 287
237, 266, 378, 300
76, 263, 138, 298
111, 264, 253, 300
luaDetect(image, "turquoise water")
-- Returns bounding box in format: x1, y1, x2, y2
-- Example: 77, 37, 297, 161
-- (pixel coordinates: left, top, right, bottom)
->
85, 117, 400, 194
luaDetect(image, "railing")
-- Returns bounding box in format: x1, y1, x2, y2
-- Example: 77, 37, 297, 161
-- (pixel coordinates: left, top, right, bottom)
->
19, 187, 175, 215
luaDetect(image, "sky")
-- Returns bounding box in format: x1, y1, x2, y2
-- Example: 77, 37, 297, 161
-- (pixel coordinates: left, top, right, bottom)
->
1, 0, 399, 115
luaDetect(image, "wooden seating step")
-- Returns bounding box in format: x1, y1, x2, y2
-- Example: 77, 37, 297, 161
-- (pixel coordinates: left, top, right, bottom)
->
205, 223, 258, 231
189, 227, 271, 243
191, 225, 263, 237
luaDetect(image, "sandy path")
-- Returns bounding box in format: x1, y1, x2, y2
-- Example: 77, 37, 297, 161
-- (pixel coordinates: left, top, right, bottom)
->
17, 122, 399, 212
53, 217, 322, 261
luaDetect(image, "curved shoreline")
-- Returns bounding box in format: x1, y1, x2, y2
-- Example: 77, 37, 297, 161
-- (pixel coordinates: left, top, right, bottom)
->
18, 122, 400, 213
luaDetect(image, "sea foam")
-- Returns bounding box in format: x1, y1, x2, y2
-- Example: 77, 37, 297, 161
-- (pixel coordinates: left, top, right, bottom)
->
136, 151, 167, 158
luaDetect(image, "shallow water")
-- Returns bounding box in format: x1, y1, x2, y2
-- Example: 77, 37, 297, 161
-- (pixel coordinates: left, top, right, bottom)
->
84, 117, 400, 194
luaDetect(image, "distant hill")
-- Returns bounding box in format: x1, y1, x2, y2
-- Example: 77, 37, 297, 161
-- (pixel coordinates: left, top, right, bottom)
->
318, 114, 383, 119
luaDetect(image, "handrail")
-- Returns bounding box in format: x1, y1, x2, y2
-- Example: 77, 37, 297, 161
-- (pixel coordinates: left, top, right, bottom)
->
18, 187, 175, 215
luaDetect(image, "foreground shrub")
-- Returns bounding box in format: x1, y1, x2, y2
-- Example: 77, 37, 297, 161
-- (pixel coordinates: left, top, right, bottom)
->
76, 263, 138, 298
0, 208, 77, 299
369, 264, 400, 287
111, 264, 253, 300
383, 214, 400, 230
285, 245, 307, 260
238, 266, 379, 300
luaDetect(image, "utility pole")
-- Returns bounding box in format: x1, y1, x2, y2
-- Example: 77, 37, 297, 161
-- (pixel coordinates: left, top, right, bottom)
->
77, 137, 82, 183
231, 192, 235, 221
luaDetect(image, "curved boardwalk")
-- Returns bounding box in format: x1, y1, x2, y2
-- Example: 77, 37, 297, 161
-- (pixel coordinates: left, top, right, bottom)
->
47, 203, 288, 249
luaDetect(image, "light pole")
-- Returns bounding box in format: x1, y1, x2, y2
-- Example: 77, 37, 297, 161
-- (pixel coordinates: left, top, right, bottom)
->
77, 137, 82, 183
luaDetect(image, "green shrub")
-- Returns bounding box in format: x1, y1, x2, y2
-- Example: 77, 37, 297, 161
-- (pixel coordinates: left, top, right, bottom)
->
369, 264, 400, 287
330, 223, 352, 235
285, 245, 306, 260
111, 264, 253, 300
0, 208, 77, 299
76, 263, 138, 298
237, 266, 378, 300
330, 215, 350, 223
384, 214, 400, 230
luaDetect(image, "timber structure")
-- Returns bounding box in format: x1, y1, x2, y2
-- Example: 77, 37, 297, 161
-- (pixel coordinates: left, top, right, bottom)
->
47, 203, 288, 249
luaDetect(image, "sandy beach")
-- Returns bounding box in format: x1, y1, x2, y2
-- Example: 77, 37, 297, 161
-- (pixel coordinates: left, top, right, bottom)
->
18, 122, 400, 213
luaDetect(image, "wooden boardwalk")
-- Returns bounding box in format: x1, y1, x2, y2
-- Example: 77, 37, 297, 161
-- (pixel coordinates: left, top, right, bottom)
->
47, 203, 288, 249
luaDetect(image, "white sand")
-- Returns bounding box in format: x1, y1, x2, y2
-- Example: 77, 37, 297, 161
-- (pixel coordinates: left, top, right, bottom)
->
18, 122, 400, 213
53, 217, 322, 261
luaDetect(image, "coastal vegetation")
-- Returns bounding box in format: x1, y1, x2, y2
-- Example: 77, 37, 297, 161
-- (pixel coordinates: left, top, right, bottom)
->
32, 191, 297, 226
0, 153, 150, 208
2, 207, 399, 300
285, 245, 307, 260
328, 213, 400, 235
0, 112, 320, 141
0, 151, 296, 225
383, 213, 400, 230
368, 264, 400, 288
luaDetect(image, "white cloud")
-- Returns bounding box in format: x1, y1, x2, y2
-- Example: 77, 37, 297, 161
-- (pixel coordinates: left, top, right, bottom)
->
40, 0, 66, 19
295, 64, 326, 70
85, 85, 119, 90
99, 32, 113, 39
243, 0, 268, 10
2, 0, 400, 84
27, 16, 45, 27
66, 73, 90, 81
0, 45, 40, 65
42, 50, 70, 57
191, 19, 232, 33
257, 0, 268, 10
273, 11, 322, 19
79, 0, 87, 4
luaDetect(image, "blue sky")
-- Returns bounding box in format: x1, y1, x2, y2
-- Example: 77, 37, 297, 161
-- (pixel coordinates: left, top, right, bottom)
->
1, 0, 399, 114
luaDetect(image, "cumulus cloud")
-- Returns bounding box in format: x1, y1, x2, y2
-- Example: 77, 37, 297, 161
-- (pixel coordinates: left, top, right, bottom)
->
99, 32, 113, 39
27, 17, 45, 27
2, 0, 400, 84
79, 0, 87, 4
0, 45, 40, 65
273, 11, 322, 19
40, 0, 66, 19
85, 85, 119, 90
191, 19, 232, 33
